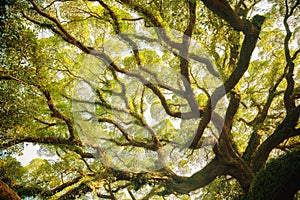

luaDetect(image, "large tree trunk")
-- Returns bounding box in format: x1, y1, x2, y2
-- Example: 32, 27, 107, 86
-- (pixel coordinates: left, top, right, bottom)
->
0, 180, 21, 200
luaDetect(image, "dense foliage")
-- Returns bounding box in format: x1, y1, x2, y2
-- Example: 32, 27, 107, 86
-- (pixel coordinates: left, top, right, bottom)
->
1, 0, 300, 199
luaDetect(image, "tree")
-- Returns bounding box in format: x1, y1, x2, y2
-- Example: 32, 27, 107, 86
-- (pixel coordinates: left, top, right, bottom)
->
0, 0, 300, 199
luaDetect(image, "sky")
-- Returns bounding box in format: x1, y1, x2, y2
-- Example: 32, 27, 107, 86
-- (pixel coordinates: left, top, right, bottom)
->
15, 143, 59, 166
14, 143, 40, 166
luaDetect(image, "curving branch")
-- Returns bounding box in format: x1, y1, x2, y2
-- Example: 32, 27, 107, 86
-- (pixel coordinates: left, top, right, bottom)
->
169, 158, 226, 194
127, 33, 220, 77
98, 118, 158, 150
283, 0, 299, 112
24, 2, 200, 120
252, 106, 300, 172
41, 176, 83, 197
189, 13, 265, 148
214, 92, 254, 191
178, 0, 199, 114
243, 73, 285, 163
42, 90, 76, 140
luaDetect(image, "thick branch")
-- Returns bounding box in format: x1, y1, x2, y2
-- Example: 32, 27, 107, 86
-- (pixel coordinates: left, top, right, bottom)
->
42, 176, 83, 196
0, 136, 77, 149
189, 14, 265, 148
58, 182, 92, 200
201, 0, 252, 33
170, 158, 226, 194
0, 180, 21, 200
252, 106, 300, 172
211, 19, 264, 105
14, 176, 83, 198
209, 93, 254, 191
109, 158, 225, 195
1, 136, 95, 158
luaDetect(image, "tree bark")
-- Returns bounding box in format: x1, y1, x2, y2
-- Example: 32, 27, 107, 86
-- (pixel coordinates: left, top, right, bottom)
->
252, 107, 300, 172
0, 180, 21, 200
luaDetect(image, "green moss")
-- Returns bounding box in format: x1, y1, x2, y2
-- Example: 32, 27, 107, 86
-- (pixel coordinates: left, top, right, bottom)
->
246, 150, 300, 200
